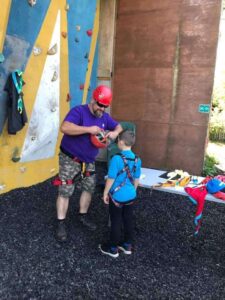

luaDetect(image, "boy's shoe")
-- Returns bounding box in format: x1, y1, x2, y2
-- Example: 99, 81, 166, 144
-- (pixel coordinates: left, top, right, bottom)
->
99, 244, 119, 258
78, 214, 97, 231
118, 243, 132, 255
56, 221, 67, 242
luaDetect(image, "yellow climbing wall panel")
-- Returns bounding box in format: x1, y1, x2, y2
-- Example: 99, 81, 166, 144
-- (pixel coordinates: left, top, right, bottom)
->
0, 0, 11, 52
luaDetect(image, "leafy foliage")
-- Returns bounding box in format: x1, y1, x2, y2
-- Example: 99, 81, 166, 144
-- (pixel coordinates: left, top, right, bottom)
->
209, 84, 225, 141
202, 154, 220, 177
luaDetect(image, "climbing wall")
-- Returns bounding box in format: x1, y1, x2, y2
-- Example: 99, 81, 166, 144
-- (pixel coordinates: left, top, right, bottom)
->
0, 0, 100, 194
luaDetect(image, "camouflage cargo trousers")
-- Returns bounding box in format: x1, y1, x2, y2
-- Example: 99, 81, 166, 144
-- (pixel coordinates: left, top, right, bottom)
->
58, 151, 96, 198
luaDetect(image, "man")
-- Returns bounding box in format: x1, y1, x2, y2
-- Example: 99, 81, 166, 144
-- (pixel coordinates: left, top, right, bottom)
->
55, 85, 123, 242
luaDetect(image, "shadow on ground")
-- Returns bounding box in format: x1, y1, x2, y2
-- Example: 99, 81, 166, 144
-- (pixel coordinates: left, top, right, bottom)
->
1, 162, 225, 299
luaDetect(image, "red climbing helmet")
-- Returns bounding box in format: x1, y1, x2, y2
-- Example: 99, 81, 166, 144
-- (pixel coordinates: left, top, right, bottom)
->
93, 85, 112, 106
90, 130, 108, 148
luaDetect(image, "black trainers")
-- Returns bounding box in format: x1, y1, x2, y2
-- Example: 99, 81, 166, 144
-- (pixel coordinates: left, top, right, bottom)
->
118, 243, 132, 255
78, 214, 97, 231
55, 220, 67, 242
99, 244, 119, 258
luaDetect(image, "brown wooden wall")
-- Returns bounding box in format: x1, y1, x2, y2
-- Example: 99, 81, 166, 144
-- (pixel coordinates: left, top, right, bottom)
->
112, 0, 221, 174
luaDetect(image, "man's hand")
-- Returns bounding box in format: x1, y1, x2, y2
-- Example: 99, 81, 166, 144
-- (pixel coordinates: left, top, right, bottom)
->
105, 131, 119, 141
103, 194, 109, 204
88, 126, 103, 135
105, 124, 123, 141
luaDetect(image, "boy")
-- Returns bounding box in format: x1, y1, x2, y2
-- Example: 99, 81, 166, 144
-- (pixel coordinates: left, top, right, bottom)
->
99, 130, 142, 258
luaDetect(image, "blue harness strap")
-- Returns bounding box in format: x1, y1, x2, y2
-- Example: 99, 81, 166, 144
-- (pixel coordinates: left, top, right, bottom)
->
110, 153, 138, 195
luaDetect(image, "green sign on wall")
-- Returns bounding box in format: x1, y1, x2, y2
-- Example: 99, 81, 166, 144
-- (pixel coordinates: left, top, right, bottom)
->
198, 104, 210, 113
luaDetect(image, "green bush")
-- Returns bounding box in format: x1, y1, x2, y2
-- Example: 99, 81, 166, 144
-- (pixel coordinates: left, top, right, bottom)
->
209, 83, 225, 142
209, 122, 225, 141
202, 154, 219, 177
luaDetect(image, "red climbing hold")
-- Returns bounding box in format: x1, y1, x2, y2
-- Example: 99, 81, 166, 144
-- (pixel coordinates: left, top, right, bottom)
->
86, 29, 92, 37
66, 93, 71, 102
79, 84, 84, 90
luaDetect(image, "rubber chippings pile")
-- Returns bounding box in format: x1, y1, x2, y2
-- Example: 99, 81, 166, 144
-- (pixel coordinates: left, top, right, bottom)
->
1, 162, 225, 299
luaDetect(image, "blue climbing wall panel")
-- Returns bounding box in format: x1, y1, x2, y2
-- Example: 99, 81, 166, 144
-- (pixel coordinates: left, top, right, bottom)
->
67, 0, 98, 108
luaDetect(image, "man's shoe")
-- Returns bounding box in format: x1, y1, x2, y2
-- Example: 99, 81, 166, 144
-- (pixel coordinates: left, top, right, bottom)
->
99, 244, 119, 258
56, 221, 67, 242
78, 214, 97, 231
118, 242, 132, 255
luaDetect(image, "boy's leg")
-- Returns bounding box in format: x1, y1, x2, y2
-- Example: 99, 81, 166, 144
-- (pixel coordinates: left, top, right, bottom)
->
123, 203, 134, 243
118, 203, 134, 254
109, 199, 123, 247
99, 198, 121, 258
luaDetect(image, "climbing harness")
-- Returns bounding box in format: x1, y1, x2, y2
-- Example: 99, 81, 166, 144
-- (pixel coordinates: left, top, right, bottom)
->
110, 153, 138, 195
52, 147, 96, 186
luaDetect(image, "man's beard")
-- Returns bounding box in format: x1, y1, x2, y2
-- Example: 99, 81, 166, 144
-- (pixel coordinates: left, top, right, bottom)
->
93, 108, 103, 118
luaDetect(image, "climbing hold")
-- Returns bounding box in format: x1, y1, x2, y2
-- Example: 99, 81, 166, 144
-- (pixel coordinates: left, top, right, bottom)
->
50, 168, 56, 173
31, 136, 36, 141
51, 71, 58, 82
84, 53, 89, 59
75, 38, 79, 43
88, 86, 91, 91
33, 46, 42, 56
0, 53, 5, 63
61, 31, 67, 38
12, 147, 20, 163
65, 4, 69, 11
0, 184, 6, 191
66, 93, 71, 102
79, 84, 84, 90
76, 25, 81, 31
51, 107, 56, 112
28, 0, 37, 6
86, 29, 92, 37
47, 44, 57, 55
20, 166, 27, 173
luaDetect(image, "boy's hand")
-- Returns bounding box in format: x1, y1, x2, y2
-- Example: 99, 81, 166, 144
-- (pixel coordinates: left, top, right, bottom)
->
103, 194, 109, 204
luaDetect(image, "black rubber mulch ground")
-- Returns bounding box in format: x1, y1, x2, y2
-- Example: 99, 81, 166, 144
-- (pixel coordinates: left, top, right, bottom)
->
1, 162, 225, 299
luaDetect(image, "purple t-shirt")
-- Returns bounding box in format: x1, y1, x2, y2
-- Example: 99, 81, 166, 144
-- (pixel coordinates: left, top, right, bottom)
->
60, 104, 119, 163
